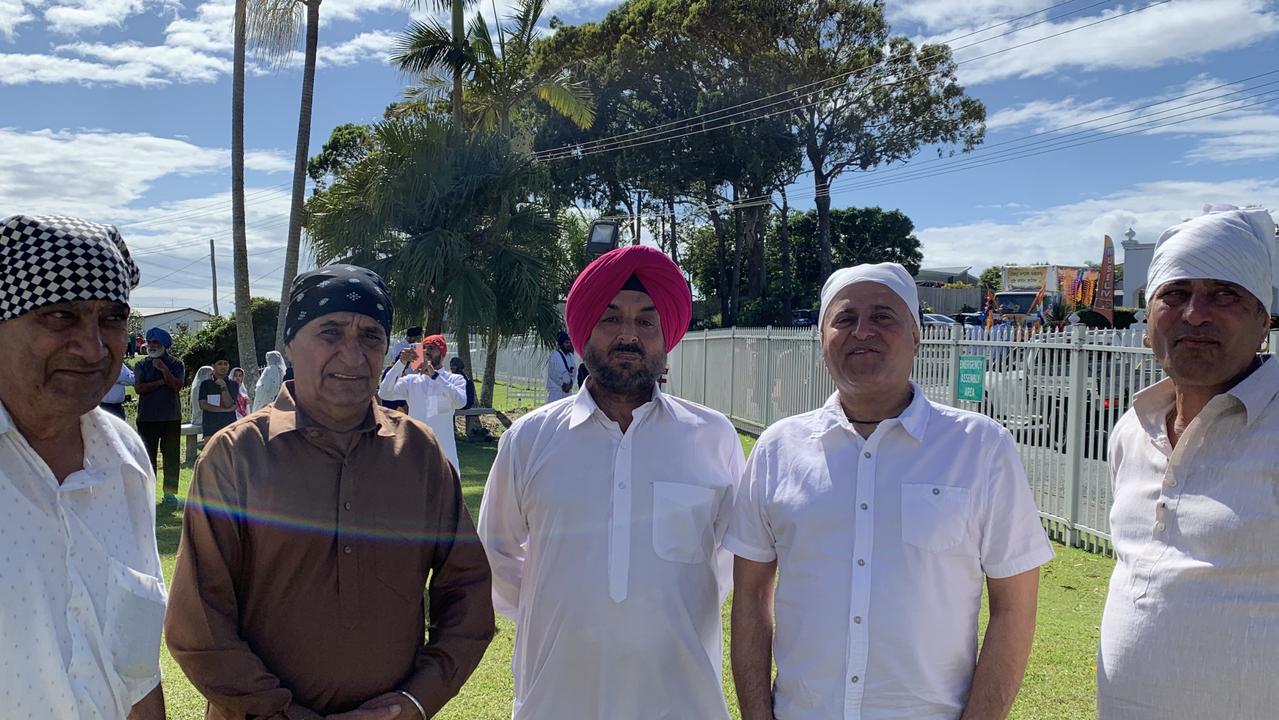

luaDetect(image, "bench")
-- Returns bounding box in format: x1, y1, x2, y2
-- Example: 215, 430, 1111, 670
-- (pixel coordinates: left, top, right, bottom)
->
454, 407, 513, 428
180, 422, 201, 464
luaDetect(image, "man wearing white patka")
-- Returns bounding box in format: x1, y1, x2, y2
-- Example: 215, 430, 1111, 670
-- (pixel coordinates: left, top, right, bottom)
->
729, 262, 1053, 720
1098, 206, 1279, 719
478, 245, 742, 719
0, 215, 167, 719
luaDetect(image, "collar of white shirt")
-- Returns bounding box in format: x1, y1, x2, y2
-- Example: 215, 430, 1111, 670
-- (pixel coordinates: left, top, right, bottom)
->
0, 400, 150, 492
568, 382, 698, 429
1131, 356, 1279, 437
807, 381, 931, 442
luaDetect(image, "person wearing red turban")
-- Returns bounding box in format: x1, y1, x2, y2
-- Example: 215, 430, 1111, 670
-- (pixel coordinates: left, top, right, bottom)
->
478, 245, 743, 719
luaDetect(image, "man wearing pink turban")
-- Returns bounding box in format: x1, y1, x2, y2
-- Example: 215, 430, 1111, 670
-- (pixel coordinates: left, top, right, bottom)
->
478, 245, 743, 719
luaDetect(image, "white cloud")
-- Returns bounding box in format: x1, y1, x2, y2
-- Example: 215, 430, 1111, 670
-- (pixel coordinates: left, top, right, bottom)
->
43, 0, 179, 34
317, 29, 398, 67
917, 178, 1279, 272
0, 0, 39, 39
923, 0, 1279, 86
58, 40, 230, 82
0, 52, 175, 85
987, 76, 1279, 162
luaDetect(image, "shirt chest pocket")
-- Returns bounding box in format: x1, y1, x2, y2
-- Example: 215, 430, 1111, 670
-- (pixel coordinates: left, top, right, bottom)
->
105, 558, 167, 683
900, 484, 975, 554
651, 481, 723, 564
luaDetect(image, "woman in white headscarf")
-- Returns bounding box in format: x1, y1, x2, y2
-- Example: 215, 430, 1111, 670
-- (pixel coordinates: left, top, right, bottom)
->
189, 365, 214, 429
230, 367, 250, 419
252, 350, 287, 413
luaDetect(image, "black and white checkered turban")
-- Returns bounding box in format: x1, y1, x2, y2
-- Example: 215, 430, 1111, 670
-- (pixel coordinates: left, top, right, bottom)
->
0, 214, 140, 322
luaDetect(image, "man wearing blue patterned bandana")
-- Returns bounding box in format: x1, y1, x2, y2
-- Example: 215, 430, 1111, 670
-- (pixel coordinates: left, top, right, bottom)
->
0, 214, 168, 719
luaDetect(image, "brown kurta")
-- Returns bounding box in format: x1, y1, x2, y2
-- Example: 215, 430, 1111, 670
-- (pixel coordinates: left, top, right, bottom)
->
165, 382, 494, 720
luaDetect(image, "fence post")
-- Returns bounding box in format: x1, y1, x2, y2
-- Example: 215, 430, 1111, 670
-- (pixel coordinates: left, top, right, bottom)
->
1063, 323, 1088, 547
701, 329, 709, 405
764, 326, 774, 428
729, 327, 738, 423
947, 324, 962, 407
808, 325, 818, 409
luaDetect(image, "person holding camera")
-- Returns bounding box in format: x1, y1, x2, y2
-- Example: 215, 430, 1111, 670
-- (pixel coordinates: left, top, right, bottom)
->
545, 330, 577, 403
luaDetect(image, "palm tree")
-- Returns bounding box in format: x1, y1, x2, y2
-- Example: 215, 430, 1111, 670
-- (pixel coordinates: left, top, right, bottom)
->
231, 0, 260, 384
305, 117, 566, 360
246, 0, 323, 353
401, 0, 476, 122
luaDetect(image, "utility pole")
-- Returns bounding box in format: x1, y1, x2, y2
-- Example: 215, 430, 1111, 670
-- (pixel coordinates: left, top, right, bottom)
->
209, 237, 220, 315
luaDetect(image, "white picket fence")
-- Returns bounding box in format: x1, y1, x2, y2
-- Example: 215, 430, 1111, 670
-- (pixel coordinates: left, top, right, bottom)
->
475, 323, 1276, 555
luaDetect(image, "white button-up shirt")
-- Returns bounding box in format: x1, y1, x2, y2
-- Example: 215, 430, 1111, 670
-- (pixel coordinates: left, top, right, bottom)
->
477, 385, 742, 719
1098, 357, 1279, 719
101, 365, 134, 405
726, 386, 1053, 720
378, 359, 467, 471
0, 402, 167, 719
545, 349, 576, 402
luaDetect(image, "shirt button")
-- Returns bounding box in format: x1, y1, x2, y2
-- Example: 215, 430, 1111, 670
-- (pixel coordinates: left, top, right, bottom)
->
344, 502, 352, 511
618, 482, 627, 489
1166, 478, 1178, 488
863, 452, 871, 458
933, 488, 941, 495
343, 545, 353, 554
853, 616, 862, 624
860, 503, 868, 510
851, 676, 860, 684
1155, 522, 1166, 533
857, 559, 865, 566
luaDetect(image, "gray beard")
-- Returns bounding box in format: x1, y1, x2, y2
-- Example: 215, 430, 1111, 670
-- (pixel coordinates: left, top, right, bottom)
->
147, 349, 165, 359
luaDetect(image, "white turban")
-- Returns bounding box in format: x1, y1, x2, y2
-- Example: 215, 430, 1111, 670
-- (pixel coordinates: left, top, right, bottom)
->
1147, 205, 1278, 313
819, 262, 921, 332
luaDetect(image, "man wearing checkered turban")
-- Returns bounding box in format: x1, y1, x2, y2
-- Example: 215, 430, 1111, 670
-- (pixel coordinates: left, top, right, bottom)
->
0, 215, 168, 718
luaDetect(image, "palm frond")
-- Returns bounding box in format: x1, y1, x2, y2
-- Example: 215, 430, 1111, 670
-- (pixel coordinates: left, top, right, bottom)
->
534, 78, 596, 129
391, 19, 457, 76
247, 0, 304, 69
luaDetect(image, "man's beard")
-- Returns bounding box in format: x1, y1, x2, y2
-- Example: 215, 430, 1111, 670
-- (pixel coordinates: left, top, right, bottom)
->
584, 342, 665, 399
147, 348, 165, 358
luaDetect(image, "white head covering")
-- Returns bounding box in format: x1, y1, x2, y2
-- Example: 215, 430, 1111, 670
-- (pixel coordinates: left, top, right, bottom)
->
189, 365, 214, 426
252, 351, 286, 413
819, 262, 921, 332
1147, 205, 1278, 313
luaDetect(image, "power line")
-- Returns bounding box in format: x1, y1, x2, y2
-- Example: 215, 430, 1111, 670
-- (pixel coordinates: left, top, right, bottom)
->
116, 183, 291, 229
135, 254, 211, 290
535, 0, 1174, 160
594, 70, 1279, 220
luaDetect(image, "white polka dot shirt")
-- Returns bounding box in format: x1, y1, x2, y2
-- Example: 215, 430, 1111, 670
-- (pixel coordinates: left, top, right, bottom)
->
0, 401, 167, 719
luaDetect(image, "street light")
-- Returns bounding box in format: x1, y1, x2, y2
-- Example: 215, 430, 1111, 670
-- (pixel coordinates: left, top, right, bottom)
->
586, 220, 620, 259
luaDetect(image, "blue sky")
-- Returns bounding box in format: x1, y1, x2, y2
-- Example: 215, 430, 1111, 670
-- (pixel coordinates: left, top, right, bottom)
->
2, 0, 1277, 311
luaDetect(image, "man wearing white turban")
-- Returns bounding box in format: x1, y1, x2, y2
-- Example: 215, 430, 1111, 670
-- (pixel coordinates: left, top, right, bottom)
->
729, 262, 1052, 720
1098, 206, 1279, 719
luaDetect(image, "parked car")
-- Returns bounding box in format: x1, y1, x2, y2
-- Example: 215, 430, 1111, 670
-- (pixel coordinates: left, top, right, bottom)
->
923, 313, 958, 327
791, 308, 818, 327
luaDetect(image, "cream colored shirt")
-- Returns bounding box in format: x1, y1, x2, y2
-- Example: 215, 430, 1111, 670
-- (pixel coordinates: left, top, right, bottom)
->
0, 402, 166, 719
1099, 357, 1279, 719
478, 385, 742, 720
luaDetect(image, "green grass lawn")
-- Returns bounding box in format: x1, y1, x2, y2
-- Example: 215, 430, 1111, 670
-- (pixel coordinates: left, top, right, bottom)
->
150, 392, 1112, 719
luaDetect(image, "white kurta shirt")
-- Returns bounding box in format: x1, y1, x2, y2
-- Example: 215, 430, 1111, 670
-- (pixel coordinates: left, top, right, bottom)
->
378, 359, 467, 471
1098, 357, 1279, 720
545, 349, 576, 402
0, 401, 167, 719
477, 385, 743, 720
726, 386, 1054, 720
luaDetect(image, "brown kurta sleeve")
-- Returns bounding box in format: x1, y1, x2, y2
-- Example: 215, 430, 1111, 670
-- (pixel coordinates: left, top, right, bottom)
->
400, 453, 496, 717
164, 433, 323, 720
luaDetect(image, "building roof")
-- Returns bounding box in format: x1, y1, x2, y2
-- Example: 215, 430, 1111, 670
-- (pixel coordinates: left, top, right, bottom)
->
918, 265, 973, 275
130, 307, 214, 318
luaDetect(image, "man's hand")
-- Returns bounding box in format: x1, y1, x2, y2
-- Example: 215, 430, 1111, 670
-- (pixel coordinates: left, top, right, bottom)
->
398, 347, 416, 366
215, 378, 227, 388
326, 691, 415, 720
419, 357, 436, 375
152, 359, 167, 373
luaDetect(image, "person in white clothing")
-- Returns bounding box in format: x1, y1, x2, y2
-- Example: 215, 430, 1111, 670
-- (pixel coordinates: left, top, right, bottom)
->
378, 333, 467, 472
545, 330, 577, 402
385, 325, 423, 365
100, 362, 135, 420
1097, 206, 1279, 719
478, 245, 741, 720
729, 262, 1053, 720
0, 214, 167, 719
252, 350, 286, 412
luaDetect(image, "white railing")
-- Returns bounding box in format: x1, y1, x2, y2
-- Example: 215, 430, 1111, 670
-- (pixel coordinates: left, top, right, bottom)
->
474, 322, 1276, 555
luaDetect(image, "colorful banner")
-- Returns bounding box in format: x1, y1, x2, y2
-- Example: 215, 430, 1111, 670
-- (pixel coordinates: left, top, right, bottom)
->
1005, 265, 1048, 290
1092, 235, 1116, 324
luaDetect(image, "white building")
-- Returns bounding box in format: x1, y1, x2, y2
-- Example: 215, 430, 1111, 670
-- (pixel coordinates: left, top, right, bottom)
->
133, 307, 215, 336
1120, 227, 1154, 308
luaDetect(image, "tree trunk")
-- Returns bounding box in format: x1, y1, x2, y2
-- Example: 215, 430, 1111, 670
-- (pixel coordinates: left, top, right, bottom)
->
667, 196, 678, 260
480, 326, 499, 408
708, 204, 729, 324
274, 0, 321, 352
812, 163, 834, 280
779, 187, 794, 321
729, 184, 743, 326
456, 322, 479, 434
632, 190, 644, 245
451, 0, 464, 123
231, 0, 260, 385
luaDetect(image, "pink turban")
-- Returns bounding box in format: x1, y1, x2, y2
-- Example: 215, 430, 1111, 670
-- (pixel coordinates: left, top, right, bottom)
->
565, 245, 692, 356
